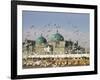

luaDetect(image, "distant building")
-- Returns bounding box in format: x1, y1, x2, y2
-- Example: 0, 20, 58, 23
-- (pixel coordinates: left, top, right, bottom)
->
48, 31, 65, 54
35, 34, 47, 54
23, 30, 88, 55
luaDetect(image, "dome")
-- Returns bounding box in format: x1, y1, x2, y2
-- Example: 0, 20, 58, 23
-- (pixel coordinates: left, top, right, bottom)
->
49, 32, 64, 42
36, 35, 47, 44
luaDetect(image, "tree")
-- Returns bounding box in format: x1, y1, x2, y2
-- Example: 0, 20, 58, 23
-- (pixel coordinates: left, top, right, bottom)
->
65, 40, 73, 48
74, 41, 78, 50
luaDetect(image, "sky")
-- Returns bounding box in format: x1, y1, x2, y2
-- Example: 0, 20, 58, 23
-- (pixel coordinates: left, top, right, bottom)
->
22, 10, 90, 48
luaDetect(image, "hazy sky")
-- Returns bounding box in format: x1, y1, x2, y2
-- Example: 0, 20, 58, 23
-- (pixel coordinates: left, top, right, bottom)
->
22, 10, 90, 48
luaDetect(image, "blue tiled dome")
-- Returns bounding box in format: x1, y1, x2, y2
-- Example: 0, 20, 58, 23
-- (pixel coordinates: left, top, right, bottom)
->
49, 32, 64, 42
36, 35, 47, 44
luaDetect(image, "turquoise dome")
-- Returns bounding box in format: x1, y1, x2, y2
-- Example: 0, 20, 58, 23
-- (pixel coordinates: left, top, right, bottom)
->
49, 33, 64, 41
36, 35, 47, 44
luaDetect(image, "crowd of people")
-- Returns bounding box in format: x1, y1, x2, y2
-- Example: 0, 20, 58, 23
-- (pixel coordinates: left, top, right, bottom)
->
23, 57, 89, 68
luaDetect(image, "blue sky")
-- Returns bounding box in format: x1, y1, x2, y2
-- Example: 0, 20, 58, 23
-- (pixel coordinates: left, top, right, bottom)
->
22, 11, 89, 32
22, 11, 90, 48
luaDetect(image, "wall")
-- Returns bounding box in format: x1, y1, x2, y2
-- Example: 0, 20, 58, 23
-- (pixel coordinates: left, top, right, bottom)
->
0, 0, 99, 80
